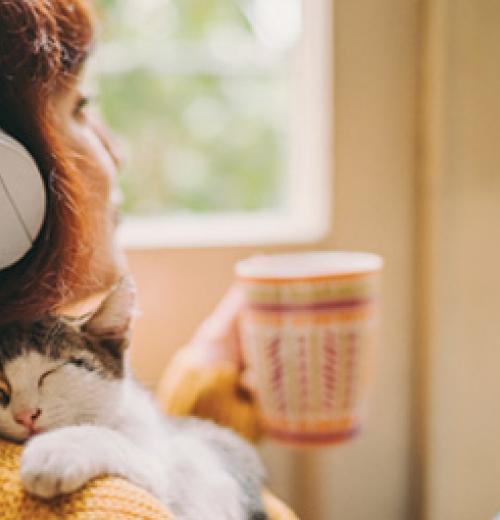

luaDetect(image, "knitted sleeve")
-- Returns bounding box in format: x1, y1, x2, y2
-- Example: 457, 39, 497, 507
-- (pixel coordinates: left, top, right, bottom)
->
0, 441, 171, 520
156, 347, 261, 443
0, 431, 297, 520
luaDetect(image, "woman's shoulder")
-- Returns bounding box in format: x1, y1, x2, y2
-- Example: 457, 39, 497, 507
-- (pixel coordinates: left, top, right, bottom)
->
0, 436, 172, 519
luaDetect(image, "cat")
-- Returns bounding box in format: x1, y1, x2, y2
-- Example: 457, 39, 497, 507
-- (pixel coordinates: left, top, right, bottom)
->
0, 278, 267, 520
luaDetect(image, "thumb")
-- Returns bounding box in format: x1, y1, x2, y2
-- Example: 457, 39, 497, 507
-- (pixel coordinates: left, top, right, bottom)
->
190, 285, 245, 364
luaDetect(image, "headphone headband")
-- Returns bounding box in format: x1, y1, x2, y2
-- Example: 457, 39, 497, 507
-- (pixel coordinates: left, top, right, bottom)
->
0, 129, 47, 270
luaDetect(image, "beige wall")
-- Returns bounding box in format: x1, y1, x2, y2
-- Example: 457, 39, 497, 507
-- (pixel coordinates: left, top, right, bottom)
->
125, 1, 500, 518
420, 1, 500, 519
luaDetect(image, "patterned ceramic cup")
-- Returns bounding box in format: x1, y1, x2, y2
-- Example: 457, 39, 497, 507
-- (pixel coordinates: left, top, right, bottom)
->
235, 251, 383, 446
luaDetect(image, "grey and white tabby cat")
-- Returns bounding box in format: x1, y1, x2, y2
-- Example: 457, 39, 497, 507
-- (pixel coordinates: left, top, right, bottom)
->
0, 279, 267, 520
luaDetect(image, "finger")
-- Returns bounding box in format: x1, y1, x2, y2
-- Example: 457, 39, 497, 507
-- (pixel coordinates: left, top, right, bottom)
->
239, 368, 257, 397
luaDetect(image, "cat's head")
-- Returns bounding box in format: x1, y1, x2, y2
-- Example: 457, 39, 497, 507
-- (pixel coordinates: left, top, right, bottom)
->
0, 278, 135, 442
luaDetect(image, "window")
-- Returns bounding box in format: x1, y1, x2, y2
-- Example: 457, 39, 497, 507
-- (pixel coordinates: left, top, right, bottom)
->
90, 0, 333, 247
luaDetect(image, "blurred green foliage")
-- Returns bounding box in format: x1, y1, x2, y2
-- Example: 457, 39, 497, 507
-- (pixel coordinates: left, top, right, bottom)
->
93, 0, 292, 215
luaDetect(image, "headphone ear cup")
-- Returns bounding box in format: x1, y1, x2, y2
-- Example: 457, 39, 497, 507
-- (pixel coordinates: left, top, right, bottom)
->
0, 130, 47, 270
0, 130, 30, 156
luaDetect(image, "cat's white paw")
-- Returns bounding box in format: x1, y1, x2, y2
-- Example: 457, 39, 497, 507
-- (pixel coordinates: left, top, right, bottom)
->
21, 430, 94, 499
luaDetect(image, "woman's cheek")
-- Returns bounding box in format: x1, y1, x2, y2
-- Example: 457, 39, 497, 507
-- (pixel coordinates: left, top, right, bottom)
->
87, 114, 124, 170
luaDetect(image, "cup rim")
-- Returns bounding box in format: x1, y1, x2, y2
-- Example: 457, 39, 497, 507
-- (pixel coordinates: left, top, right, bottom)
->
235, 251, 383, 282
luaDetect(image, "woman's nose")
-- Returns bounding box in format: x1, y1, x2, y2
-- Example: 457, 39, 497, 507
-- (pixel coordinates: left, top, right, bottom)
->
14, 408, 41, 429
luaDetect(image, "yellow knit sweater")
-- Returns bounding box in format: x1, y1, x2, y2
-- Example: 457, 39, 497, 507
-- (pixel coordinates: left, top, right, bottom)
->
0, 349, 297, 520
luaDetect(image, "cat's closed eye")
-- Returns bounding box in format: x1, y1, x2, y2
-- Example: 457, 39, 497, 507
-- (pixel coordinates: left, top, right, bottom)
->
68, 358, 95, 371
38, 367, 60, 388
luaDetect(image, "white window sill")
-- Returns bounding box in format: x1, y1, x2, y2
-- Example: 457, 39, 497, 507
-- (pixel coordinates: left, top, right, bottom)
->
118, 209, 330, 249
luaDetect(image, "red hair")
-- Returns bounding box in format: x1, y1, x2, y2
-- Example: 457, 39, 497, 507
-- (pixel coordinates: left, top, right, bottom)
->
0, 0, 119, 324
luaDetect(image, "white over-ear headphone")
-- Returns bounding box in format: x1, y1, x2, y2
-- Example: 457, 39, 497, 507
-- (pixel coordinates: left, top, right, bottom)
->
0, 129, 47, 270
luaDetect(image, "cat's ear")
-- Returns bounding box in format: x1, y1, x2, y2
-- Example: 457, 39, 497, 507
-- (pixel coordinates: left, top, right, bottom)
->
82, 276, 137, 351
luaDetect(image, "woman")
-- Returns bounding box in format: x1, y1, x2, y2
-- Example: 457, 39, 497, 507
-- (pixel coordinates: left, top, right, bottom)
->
0, 1, 295, 518
0, 0, 121, 323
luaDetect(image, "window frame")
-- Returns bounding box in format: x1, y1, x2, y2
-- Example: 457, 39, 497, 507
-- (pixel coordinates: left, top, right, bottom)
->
115, 0, 333, 249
